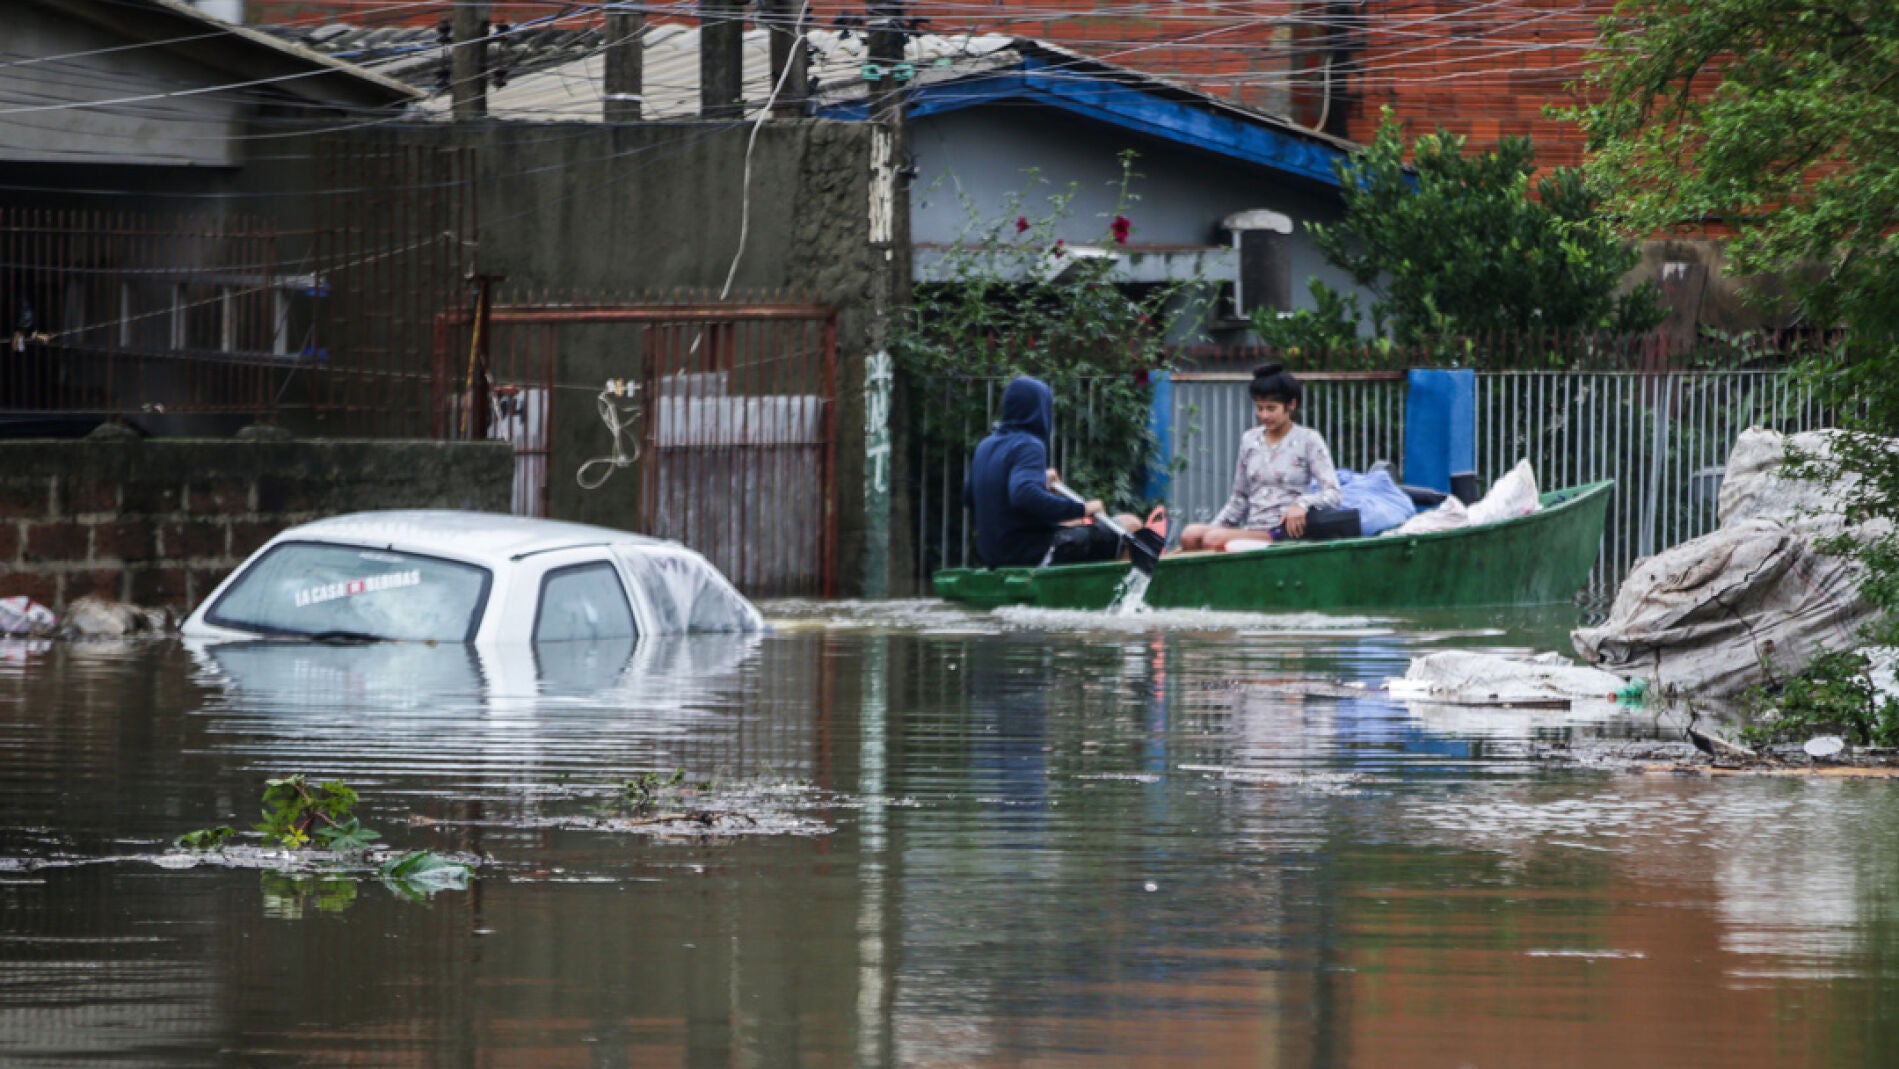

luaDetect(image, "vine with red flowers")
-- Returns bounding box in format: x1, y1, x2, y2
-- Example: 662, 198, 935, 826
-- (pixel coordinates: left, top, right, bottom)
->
893, 151, 1204, 512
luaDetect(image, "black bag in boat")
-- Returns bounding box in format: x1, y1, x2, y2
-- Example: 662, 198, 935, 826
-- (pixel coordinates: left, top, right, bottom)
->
1303, 507, 1361, 541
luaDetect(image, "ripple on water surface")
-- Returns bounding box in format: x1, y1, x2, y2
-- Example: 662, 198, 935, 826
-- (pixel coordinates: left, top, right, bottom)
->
0, 603, 1897, 1066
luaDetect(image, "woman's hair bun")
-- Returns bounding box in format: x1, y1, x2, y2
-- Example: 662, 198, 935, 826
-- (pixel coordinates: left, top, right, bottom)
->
1252, 362, 1284, 378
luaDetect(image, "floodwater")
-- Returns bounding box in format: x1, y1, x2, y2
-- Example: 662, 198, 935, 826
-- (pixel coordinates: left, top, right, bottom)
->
2, 599, 1897, 1067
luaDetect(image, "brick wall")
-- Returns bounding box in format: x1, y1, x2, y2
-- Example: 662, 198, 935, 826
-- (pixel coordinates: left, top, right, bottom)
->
0, 440, 514, 613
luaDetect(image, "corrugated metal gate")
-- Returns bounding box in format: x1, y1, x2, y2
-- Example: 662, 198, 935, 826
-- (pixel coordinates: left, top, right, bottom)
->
432, 300, 839, 598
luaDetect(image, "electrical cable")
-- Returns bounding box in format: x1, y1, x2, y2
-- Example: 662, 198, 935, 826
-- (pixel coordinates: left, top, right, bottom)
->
579, 0, 813, 490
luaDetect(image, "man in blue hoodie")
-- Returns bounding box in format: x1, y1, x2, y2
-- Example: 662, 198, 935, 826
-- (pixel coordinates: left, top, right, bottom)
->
963, 376, 1133, 568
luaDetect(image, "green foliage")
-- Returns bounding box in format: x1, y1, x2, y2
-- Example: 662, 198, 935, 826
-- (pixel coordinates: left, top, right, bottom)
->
1575, 0, 1899, 339
1576, 0, 1899, 644
260, 872, 359, 916
895, 153, 1200, 510
1256, 112, 1662, 359
620, 769, 685, 810
379, 850, 473, 901
257, 775, 379, 851
1741, 650, 1899, 748
174, 825, 236, 851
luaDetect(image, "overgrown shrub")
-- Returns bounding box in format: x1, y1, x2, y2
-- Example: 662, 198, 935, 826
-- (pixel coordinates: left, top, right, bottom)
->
1741, 650, 1899, 748
895, 154, 1202, 511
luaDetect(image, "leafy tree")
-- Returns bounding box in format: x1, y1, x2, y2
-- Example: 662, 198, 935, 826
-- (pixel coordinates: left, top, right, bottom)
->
1576, 0, 1899, 643
1257, 112, 1662, 356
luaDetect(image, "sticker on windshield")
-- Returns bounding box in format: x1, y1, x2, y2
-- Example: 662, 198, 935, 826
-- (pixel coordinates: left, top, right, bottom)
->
294, 569, 422, 608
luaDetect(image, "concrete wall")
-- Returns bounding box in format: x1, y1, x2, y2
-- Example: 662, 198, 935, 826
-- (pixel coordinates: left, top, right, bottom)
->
0, 440, 513, 613
7, 115, 910, 597
287, 121, 905, 596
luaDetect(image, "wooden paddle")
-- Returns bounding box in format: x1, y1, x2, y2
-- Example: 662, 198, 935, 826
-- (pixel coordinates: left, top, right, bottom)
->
1050, 481, 1162, 575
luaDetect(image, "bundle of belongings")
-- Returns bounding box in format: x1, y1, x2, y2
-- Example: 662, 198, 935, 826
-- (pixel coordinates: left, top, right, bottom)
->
1571, 428, 1891, 699
1267, 460, 1544, 543
1381, 459, 1543, 537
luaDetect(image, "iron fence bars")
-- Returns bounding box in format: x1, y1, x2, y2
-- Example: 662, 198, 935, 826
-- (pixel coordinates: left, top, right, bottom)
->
1, 207, 294, 419
310, 136, 474, 436
1472, 370, 1827, 603
429, 299, 841, 599
1170, 371, 1408, 526
0, 142, 472, 432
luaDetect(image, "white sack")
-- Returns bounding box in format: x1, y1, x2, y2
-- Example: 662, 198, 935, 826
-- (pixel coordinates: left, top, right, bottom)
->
0, 596, 56, 636
1388, 650, 1629, 703
1466, 459, 1542, 526
1384, 494, 1471, 536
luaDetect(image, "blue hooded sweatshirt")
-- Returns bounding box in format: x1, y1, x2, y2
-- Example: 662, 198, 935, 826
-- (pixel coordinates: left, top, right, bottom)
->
963, 376, 1086, 567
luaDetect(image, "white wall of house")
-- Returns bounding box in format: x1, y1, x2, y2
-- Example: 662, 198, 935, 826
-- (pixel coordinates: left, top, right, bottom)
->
905, 104, 1370, 331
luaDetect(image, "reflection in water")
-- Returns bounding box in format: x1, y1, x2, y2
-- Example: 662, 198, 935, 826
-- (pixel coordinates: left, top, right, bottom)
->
0, 603, 1896, 1066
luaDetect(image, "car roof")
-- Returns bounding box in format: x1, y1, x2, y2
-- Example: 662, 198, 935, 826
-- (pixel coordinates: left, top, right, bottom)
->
278, 510, 669, 566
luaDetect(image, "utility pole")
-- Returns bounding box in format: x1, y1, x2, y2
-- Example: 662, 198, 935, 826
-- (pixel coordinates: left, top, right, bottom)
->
700, 0, 744, 120
867, 2, 907, 126
861, 2, 911, 596
450, 0, 489, 120
604, 4, 644, 122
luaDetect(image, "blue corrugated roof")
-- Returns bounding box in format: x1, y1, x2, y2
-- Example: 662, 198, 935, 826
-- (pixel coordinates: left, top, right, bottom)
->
817, 50, 1351, 190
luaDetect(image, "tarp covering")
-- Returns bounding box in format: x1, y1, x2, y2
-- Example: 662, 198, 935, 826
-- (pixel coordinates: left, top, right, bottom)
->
1571, 428, 1889, 699
1335, 468, 1417, 535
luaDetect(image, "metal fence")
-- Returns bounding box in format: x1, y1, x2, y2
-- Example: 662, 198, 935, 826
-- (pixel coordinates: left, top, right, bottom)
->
1170, 371, 1408, 523
914, 368, 1831, 603
0, 138, 473, 434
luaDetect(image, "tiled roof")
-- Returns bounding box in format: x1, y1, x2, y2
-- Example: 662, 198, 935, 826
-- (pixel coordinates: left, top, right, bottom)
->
267, 23, 1023, 120
265, 22, 1338, 140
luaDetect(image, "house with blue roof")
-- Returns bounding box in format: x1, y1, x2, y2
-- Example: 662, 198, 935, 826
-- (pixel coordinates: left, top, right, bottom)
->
812, 36, 1371, 342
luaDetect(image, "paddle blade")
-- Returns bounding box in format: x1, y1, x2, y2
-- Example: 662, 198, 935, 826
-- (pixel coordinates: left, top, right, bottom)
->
1129, 528, 1165, 575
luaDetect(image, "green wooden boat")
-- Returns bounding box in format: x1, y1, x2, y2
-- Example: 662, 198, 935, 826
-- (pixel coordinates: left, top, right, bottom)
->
932, 480, 1614, 612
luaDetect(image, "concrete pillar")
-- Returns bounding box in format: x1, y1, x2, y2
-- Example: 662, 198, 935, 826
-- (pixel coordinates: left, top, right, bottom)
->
700, 0, 744, 120
860, 2, 910, 596
761, 0, 809, 117
450, 0, 489, 120
604, 6, 644, 122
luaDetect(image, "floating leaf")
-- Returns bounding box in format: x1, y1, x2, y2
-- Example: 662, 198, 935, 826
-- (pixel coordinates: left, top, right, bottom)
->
379, 850, 472, 900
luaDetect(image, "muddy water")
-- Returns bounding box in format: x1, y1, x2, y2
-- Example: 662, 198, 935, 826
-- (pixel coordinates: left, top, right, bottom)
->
2, 602, 1897, 1067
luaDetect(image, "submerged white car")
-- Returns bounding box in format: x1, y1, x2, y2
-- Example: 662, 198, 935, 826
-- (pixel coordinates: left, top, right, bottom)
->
181, 511, 764, 644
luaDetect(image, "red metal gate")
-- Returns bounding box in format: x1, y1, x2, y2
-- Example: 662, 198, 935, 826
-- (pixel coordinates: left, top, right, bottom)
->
432, 299, 839, 598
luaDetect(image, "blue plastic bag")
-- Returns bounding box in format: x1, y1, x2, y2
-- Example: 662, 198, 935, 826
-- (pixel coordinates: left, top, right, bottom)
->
1326, 468, 1417, 536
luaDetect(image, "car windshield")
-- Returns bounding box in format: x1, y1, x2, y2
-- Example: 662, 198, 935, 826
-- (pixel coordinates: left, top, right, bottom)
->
205, 542, 492, 642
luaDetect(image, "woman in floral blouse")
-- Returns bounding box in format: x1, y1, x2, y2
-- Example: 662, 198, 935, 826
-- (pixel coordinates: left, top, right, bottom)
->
1178, 363, 1342, 551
